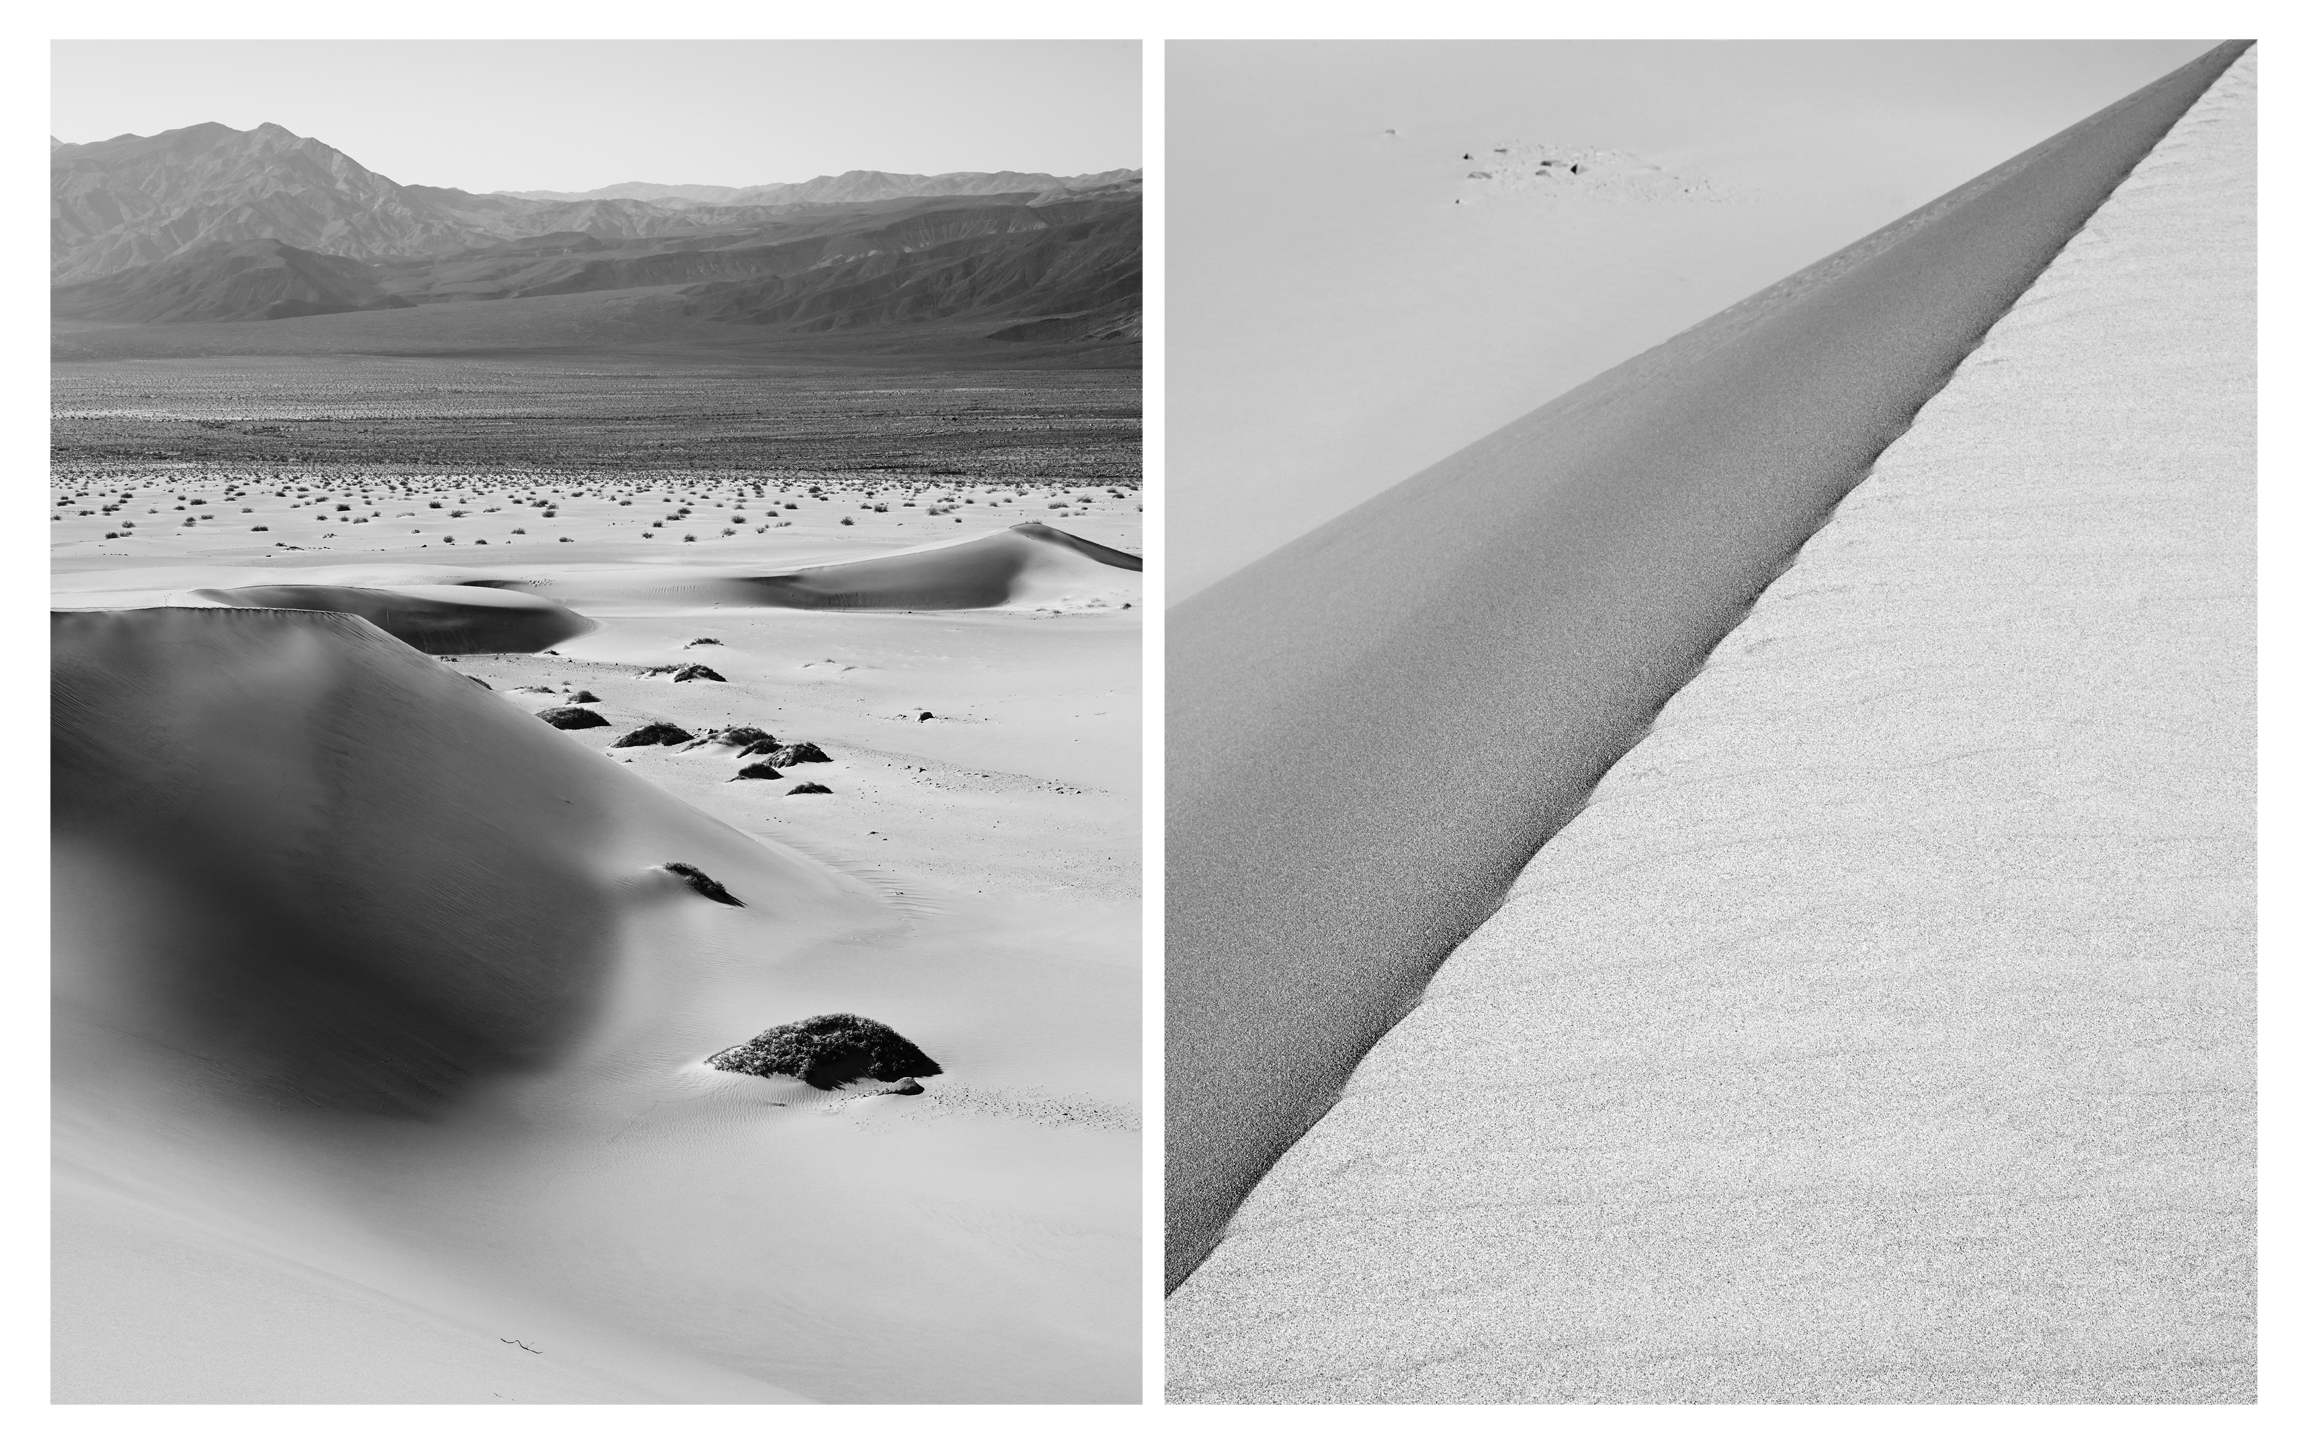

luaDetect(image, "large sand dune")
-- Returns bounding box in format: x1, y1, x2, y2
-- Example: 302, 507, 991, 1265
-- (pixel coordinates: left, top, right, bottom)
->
189, 582, 597, 653
1163, 39, 2252, 1295
56, 513, 1142, 1396
1168, 45, 2253, 1400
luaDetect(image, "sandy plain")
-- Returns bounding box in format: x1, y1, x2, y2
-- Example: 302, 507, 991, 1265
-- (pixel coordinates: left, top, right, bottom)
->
52, 358, 1142, 1403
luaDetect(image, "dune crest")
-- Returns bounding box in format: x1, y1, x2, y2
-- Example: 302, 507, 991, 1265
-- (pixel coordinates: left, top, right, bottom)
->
191, 582, 596, 654
723, 523, 1142, 610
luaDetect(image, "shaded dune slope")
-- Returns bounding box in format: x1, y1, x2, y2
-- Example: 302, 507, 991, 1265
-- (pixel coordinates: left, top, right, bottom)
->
52, 606, 809, 1116
191, 582, 596, 654
1164, 40, 2252, 1291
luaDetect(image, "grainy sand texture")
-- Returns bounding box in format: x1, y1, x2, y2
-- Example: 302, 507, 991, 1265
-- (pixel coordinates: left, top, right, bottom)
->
55, 494, 1141, 1399
1164, 40, 2248, 1294
1168, 46, 2252, 1401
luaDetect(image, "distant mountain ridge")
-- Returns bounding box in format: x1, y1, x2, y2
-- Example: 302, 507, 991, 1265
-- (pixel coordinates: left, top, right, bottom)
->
51, 122, 1140, 342
52, 121, 1140, 283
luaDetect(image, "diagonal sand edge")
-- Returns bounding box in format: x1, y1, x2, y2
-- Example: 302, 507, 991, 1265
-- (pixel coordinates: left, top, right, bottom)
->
1164, 40, 2252, 1293
1168, 46, 2254, 1402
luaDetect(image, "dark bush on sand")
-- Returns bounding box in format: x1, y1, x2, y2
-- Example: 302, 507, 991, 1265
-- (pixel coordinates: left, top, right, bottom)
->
670, 664, 725, 683
662, 861, 743, 907
537, 706, 609, 730
569, 690, 601, 703
759, 742, 831, 765
789, 782, 832, 795
734, 762, 784, 781
613, 722, 694, 747
707, 1014, 941, 1090
720, 726, 775, 748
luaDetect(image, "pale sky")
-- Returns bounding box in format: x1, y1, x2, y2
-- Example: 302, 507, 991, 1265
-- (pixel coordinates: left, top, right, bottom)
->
1169, 39, 2221, 601
51, 40, 1142, 192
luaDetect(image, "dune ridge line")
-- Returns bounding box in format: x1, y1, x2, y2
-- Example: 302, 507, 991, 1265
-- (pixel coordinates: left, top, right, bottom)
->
1163, 40, 2253, 1293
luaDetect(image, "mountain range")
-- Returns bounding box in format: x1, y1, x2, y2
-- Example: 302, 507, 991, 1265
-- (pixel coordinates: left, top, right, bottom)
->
52, 122, 1140, 343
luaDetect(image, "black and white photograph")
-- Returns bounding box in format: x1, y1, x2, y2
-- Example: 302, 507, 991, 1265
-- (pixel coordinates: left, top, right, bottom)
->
49, 37, 1142, 1404
1165, 38, 2257, 1404
34, 13, 2283, 1428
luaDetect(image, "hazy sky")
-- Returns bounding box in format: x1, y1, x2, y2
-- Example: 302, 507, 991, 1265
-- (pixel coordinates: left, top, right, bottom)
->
51, 40, 1142, 192
1169, 39, 2221, 601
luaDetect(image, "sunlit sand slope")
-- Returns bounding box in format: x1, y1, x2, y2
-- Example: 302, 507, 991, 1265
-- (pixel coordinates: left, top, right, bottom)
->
1169, 47, 2253, 1402
1163, 40, 2252, 1291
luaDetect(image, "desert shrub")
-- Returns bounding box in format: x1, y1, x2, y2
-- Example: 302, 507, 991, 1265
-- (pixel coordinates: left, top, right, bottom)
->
612, 722, 694, 747
707, 1014, 940, 1089
759, 741, 830, 765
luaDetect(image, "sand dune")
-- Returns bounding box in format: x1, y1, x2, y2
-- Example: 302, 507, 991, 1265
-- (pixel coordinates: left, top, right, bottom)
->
56, 519, 1142, 1397
189, 582, 597, 654
721, 523, 1143, 610
1168, 43, 2254, 1401
1164, 39, 2253, 1295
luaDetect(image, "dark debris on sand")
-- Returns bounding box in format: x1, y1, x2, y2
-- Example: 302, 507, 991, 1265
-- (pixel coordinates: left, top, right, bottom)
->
537, 706, 610, 730
613, 721, 695, 747
789, 782, 833, 795
707, 1014, 941, 1090
662, 861, 744, 907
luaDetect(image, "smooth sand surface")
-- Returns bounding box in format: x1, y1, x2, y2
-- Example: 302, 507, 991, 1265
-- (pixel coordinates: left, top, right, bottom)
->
1162, 40, 2249, 1293
1164, 41, 2224, 601
55, 502, 1140, 1398
1169, 47, 2252, 1402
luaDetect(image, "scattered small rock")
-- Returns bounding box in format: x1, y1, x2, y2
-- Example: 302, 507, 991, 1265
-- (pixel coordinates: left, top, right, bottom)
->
788, 782, 832, 795
734, 762, 785, 781
662, 861, 744, 907
706, 1013, 941, 1090
536, 706, 609, 730
612, 721, 695, 747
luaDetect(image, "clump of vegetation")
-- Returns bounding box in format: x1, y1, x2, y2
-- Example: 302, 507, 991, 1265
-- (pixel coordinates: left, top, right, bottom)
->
788, 782, 832, 795
536, 706, 608, 729
707, 1014, 941, 1089
662, 861, 744, 907
757, 741, 831, 765
612, 721, 694, 747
